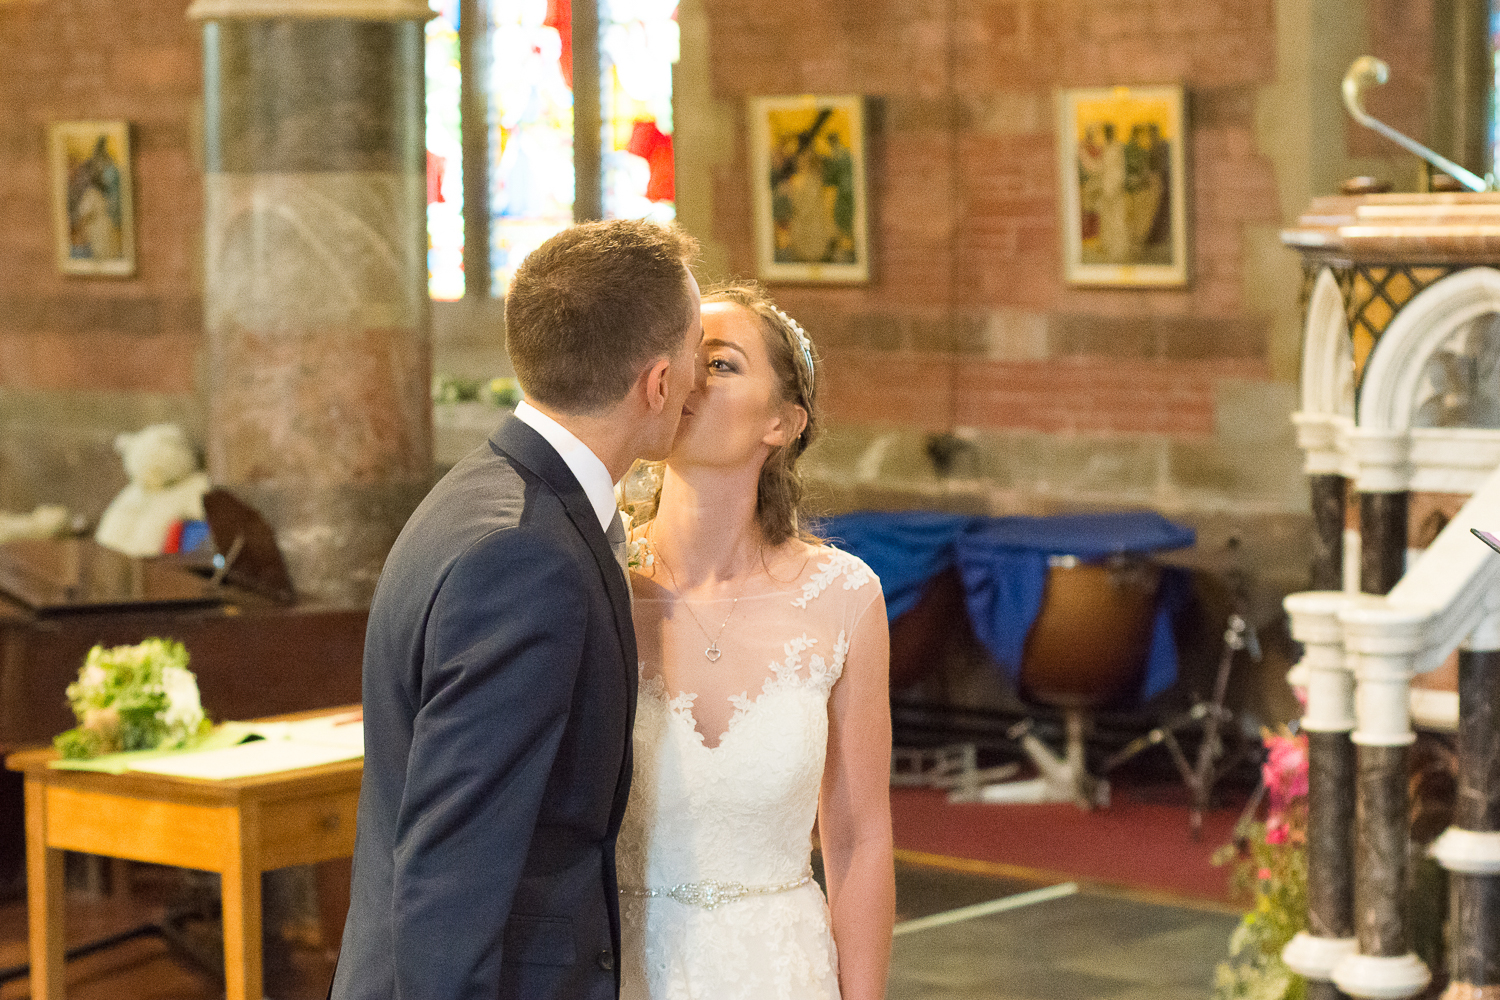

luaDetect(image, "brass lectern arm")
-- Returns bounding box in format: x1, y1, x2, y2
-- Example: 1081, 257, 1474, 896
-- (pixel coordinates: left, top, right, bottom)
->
1342, 55, 1491, 193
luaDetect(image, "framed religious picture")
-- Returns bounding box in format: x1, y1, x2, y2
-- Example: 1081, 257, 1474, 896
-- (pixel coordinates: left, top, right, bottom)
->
48, 120, 137, 277
748, 94, 869, 283
1056, 85, 1187, 287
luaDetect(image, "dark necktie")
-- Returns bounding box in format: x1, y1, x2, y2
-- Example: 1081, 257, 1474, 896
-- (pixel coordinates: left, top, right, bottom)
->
605, 511, 632, 598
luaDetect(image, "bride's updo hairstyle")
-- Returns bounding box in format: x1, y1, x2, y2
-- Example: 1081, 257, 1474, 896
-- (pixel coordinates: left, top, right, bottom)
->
703, 282, 821, 547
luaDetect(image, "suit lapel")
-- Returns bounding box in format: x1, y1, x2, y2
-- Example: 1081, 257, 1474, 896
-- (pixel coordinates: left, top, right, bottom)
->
491, 416, 637, 673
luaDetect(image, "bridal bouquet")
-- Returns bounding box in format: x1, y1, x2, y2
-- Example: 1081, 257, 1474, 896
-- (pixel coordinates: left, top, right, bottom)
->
1212, 727, 1309, 1000
616, 461, 663, 569
54, 638, 211, 759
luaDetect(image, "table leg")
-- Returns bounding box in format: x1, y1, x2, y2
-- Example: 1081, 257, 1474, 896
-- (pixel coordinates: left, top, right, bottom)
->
221, 803, 262, 1000
24, 779, 65, 1000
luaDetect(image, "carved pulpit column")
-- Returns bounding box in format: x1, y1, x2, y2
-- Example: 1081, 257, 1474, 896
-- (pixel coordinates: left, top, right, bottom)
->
1349, 428, 1409, 595
189, 0, 434, 607
1335, 599, 1431, 1000
1283, 591, 1359, 1000
1431, 610, 1500, 1000
1292, 415, 1351, 592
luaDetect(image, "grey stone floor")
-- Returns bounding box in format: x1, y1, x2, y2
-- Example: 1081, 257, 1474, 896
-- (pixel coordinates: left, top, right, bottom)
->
889, 860, 1239, 1000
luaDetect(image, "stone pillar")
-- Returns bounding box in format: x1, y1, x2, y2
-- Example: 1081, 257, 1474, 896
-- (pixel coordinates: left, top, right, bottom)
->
1334, 600, 1431, 1000
190, 0, 434, 607
1358, 490, 1407, 595
1431, 612, 1500, 1000
1293, 412, 1352, 594
1311, 474, 1348, 592
1348, 428, 1409, 597
1283, 592, 1359, 1000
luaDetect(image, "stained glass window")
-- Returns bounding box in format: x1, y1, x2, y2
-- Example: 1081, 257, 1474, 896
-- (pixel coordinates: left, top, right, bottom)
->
424, 0, 678, 299
600, 0, 678, 223
426, 0, 465, 300
1494, 2, 1500, 175
488, 0, 577, 296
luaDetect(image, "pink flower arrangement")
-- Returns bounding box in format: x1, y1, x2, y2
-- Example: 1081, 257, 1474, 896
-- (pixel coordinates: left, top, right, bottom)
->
1262, 728, 1309, 826
1212, 725, 1311, 999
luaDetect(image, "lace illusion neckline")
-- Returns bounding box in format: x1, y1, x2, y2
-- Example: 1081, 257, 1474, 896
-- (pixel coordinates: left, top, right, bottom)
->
639, 631, 848, 749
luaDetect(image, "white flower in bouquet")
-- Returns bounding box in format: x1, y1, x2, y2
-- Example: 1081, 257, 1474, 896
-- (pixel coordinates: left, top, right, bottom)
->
159, 665, 206, 742
76, 663, 108, 700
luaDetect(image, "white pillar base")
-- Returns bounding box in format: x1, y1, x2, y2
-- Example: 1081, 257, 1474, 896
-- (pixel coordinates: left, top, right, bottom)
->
1430, 827, 1500, 874
1282, 932, 1358, 980
1332, 952, 1431, 1000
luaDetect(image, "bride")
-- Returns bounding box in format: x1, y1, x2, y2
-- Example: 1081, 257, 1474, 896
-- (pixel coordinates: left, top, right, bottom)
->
616, 283, 895, 999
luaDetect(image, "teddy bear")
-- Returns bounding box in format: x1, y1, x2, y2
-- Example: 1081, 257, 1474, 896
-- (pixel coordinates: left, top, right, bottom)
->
94, 424, 211, 558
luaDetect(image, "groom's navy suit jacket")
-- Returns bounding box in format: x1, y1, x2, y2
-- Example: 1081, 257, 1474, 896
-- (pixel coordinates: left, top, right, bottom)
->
332, 415, 638, 1000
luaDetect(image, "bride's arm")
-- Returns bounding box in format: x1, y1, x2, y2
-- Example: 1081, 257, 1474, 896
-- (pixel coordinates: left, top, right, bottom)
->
818, 593, 895, 1000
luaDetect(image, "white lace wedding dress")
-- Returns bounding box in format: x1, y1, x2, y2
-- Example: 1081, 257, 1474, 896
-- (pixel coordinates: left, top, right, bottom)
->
617, 544, 882, 1000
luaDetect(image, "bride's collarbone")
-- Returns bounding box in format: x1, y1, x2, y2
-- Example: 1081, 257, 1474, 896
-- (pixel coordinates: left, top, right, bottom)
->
632, 536, 822, 598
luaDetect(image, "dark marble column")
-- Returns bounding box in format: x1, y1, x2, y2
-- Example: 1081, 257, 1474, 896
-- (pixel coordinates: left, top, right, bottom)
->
1284, 592, 1358, 997
1437, 647, 1500, 1000
1309, 980, 1349, 1000
1309, 732, 1357, 938
1359, 491, 1408, 597
1354, 743, 1410, 957
1335, 490, 1425, 997
1307, 731, 1358, 1000
191, 0, 434, 607
1310, 474, 1347, 592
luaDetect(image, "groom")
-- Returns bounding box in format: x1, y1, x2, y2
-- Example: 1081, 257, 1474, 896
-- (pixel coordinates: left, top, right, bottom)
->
332, 220, 701, 1000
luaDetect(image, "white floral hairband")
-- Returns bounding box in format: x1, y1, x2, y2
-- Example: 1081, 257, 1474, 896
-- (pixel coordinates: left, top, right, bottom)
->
768, 305, 815, 390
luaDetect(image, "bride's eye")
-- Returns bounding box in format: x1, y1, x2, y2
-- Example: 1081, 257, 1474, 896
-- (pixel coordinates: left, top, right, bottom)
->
707, 357, 737, 374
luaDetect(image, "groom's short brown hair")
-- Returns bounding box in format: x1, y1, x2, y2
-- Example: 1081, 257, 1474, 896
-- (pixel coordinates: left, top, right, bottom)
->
506, 220, 700, 414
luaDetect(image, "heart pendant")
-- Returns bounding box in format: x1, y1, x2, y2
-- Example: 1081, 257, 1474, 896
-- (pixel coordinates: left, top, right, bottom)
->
704, 643, 722, 662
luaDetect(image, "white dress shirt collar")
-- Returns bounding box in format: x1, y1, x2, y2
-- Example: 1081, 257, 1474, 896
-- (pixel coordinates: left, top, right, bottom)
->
513, 400, 618, 533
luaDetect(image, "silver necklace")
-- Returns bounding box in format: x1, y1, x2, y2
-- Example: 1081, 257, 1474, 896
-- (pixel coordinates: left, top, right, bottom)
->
652, 545, 743, 662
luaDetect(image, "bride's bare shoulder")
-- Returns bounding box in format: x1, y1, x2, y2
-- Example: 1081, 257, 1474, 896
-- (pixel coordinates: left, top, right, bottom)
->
763, 536, 849, 583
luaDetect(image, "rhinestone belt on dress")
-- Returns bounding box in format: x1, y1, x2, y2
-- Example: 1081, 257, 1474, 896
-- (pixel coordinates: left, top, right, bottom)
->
619, 871, 814, 910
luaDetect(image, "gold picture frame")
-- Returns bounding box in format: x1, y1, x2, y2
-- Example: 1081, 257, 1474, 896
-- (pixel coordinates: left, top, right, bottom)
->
1056, 85, 1187, 287
49, 120, 136, 277
748, 94, 869, 284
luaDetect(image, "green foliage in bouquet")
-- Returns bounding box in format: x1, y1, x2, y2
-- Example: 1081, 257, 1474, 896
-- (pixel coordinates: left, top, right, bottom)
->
1212, 727, 1309, 1000
54, 638, 211, 759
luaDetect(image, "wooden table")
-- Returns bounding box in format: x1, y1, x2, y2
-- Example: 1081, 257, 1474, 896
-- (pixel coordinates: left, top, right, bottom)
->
0, 594, 365, 895
6, 727, 362, 1000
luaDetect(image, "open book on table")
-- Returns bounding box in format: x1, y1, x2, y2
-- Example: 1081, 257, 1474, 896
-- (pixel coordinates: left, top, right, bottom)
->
50, 709, 364, 779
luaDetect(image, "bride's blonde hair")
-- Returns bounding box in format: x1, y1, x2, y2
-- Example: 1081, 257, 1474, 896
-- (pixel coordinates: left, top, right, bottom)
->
619, 281, 821, 547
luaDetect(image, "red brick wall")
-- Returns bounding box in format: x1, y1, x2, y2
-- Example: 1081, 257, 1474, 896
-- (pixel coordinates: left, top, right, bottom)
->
0, 0, 1432, 433
706, 0, 1286, 441
0, 0, 203, 395
1350, 0, 1434, 157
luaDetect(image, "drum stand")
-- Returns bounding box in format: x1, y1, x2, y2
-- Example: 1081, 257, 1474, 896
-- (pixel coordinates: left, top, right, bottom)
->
973, 710, 1111, 809
1101, 611, 1260, 836
891, 743, 1021, 802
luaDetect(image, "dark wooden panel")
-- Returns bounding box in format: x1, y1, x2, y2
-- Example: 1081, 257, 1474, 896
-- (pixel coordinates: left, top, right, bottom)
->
0, 596, 366, 751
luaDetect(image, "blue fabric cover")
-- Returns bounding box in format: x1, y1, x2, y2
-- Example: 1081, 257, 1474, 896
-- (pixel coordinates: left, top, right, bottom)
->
818, 511, 980, 619
824, 510, 1195, 704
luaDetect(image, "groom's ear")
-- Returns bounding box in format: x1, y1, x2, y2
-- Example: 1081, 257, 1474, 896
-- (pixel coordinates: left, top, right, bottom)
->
641, 356, 674, 414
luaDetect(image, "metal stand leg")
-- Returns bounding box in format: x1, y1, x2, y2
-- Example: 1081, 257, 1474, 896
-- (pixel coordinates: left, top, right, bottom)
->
1102, 612, 1259, 837
891, 743, 1021, 802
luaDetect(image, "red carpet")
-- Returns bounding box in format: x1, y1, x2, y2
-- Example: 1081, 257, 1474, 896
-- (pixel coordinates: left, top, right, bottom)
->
891, 786, 1246, 906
